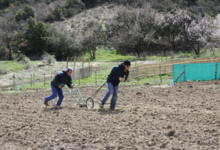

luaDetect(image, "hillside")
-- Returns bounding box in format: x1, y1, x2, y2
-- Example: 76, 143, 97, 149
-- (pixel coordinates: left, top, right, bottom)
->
0, 0, 220, 61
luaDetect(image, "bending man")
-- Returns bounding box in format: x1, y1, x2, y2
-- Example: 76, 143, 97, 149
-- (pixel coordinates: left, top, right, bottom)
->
44, 67, 74, 107
100, 60, 131, 110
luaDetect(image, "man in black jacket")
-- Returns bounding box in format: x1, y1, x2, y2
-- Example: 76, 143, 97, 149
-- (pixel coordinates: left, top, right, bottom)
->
44, 67, 74, 107
100, 60, 131, 110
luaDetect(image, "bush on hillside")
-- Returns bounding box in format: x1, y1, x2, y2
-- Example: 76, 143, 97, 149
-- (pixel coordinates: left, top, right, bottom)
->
15, 6, 35, 22
42, 51, 56, 64
0, 44, 6, 60
66, 0, 85, 8
15, 53, 31, 69
45, 12, 55, 22
0, 65, 7, 75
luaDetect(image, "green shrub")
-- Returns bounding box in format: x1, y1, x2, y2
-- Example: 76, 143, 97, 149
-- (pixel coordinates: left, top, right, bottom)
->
0, 65, 7, 75
65, 8, 74, 17
66, 0, 85, 8
45, 12, 55, 22
15, 6, 35, 22
15, 53, 31, 69
54, 7, 64, 21
0, 45, 6, 60
42, 51, 56, 64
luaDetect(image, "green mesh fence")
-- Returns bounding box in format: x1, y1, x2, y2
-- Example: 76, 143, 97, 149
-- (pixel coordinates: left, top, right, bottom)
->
173, 62, 220, 82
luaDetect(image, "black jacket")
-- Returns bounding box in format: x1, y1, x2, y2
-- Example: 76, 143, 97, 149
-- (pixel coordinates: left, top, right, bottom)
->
107, 64, 129, 87
51, 71, 73, 88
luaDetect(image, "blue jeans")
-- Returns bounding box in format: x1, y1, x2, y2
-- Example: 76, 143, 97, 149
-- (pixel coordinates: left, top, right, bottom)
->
45, 84, 64, 106
101, 82, 119, 109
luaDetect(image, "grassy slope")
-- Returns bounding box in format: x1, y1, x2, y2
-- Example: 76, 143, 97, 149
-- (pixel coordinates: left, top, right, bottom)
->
0, 61, 40, 73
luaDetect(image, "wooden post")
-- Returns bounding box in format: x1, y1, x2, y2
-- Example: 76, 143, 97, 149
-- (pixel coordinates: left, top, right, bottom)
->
13, 74, 15, 86
51, 71, 52, 80
137, 66, 139, 82
74, 56, 76, 80
165, 52, 168, 73
30, 73, 32, 87
161, 51, 163, 64
78, 69, 81, 85
44, 74, 45, 86
33, 73, 35, 85
215, 62, 217, 80
95, 71, 97, 85
74, 56, 76, 69
89, 55, 90, 67
82, 53, 84, 68
135, 58, 137, 67
66, 57, 69, 69
159, 65, 162, 83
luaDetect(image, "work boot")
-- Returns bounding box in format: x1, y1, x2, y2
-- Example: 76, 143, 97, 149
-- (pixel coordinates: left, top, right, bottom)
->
99, 103, 104, 108
44, 98, 49, 106
109, 107, 115, 111
55, 105, 62, 109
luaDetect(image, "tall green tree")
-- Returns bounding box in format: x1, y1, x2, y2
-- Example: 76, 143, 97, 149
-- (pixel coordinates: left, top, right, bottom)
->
29, 21, 48, 51
15, 6, 35, 22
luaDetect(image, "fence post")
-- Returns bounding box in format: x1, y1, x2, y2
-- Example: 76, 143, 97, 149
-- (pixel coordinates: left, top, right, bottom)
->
215, 62, 217, 80
33, 73, 35, 85
135, 58, 137, 67
89, 55, 90, 67
30, 73, 32, 87
44, 74, 45, 86
66, 57, 69, 69
137, 66, 139, 82
161, 51, 163, 64
13, 74, 15, 86
159, 65, 162, 83
95, 71, 97, 85
74, 56, 76, 80
165, 52, 168, 73
184, 64, 186, 82
98, 64, 100, 73
51, 71, 52, 80
78, 69, 81, 85
82, 53, 84, 69
74, 56, 76, 69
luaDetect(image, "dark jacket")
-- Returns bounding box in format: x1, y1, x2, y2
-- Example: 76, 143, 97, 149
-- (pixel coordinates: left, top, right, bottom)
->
51, 71, 73, 88
107, 64, 129, 87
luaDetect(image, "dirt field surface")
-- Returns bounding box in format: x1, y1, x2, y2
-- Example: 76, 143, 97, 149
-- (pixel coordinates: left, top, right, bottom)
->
0, 81, 220, 150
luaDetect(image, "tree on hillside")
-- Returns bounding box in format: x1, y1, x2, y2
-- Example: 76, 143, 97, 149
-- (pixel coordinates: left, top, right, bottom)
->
80, 21, 113, 60
109, 5, 157, 58
10, 17, 36, 54
183, 15, 214, 55
29, 21, 48, 52
0, 18, 19, 60
159, 11, 214, 55
182, 0, 197, 6
47, 26, 81, 60
0, 41, 6, 60
66, 0, 85, 8
15, 6, 35, 22
155, 11, 192, 50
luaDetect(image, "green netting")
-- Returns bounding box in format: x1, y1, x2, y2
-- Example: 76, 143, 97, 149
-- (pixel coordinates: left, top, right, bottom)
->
173, 62, 220, 82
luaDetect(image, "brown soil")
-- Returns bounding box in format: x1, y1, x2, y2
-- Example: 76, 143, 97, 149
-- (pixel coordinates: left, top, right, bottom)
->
0, 81, 220, 150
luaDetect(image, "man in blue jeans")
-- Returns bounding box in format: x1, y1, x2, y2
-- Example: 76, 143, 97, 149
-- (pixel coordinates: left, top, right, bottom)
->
44, 67, 74, 107
100, 60, 131, 110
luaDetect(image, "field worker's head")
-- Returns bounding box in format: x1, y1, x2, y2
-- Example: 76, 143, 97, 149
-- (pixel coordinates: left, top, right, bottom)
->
123, 60, 131, 71
66, 67, 73, 76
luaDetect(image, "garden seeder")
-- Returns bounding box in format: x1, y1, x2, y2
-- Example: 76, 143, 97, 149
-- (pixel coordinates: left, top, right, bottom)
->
62, 83, 94, 109
62, 82, 107, 109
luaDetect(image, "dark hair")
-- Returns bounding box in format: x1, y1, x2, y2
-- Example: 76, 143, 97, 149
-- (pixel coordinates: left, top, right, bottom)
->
124, 59, 131, 66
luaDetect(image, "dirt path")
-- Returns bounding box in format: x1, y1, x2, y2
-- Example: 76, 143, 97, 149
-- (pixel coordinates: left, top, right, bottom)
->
0, 81, 220, 149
